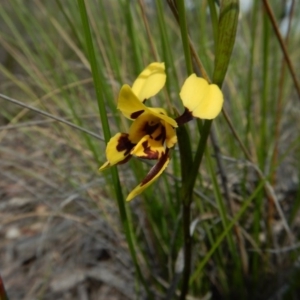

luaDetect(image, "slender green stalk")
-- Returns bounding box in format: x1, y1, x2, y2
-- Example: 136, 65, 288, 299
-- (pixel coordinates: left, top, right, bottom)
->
176, 0, 193, 75
55, 0, 82, 47
176, 1, 239, 297
177, 124, 193, 300
205, 147, 236, 255
76, 0, 110, 142
123, 0, 142, 73
260, 9, 269, 168
207, 0, 219, 49
76, 1, 152, 297
245, 0, 259, 147
155, 0, 180, 92
176, 0, 198, 297
98, 0, 123, 83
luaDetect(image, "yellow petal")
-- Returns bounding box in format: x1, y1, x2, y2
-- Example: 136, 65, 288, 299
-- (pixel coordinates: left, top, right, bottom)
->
180, 74, 223, 119
117, 85, 147, 120
148, 107, 178, 128
99, 161, 111, 171
118, 85, 178, 127
99, 133, 134, 171
131, 135, 165, 160
126, 150, 170, 201
131, 62, 166, 102
164, 122, 177, 148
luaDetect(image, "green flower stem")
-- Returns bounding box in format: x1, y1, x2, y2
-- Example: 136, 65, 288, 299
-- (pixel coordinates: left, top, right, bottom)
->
177, 124, 193, 300
176, 0, 198, 298
175, 0, 239, 297
177, 118, 212, 300
77, 1, 152, 297
177, 126, 193, 183
187, 120, 212, 194
180, 201, 192, 300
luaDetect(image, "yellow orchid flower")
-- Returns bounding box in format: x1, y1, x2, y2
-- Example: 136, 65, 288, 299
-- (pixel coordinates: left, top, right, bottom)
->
99, 63, 177, 201
179, 74, 224, 120
99, 63, 224, 201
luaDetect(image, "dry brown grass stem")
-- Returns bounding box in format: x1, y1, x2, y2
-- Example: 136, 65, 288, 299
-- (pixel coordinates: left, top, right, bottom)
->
262, 0, 300, 101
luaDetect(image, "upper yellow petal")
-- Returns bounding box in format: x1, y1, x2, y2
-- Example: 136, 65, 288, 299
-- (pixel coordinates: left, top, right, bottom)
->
117, 85, 148, 120
126, 150, 170, 201
180, 74, 223, 119
118, 85, 178, 127
99, 133, 134, 171
148, 107, 178, 128
131, 62, 166, 102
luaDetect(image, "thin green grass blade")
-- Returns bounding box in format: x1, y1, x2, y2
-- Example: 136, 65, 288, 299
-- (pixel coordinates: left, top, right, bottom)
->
123, 0, 142, 73
205, 147, 238, 256
176, 0, 193, 75
190, 179, 265, 284
155, 0, 179, 92
76, 0, 152, 297
76, 0, 111, 143
213, 0, 239, 86
207, 0, 219, 49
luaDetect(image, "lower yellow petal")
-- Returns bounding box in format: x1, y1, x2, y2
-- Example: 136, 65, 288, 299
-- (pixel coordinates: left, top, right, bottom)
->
131, 135, 165, 159
99, 133, 134, 171
126, 150, 170, 201
180, 74, 223, 119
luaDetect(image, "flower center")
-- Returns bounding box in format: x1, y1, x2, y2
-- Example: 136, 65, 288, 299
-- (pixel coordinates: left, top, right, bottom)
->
128, 113, 166, 145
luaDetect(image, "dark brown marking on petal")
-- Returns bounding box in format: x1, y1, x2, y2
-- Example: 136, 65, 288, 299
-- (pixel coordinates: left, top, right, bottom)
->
175, 107, 194, 126
130, 110, 144, 119
140, 140, 160, 159
142, 99, 147, 103
116, 133, 135, 156
140, 149, 170, 186
154, 125, 166, 142
143, 122, 160, 136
